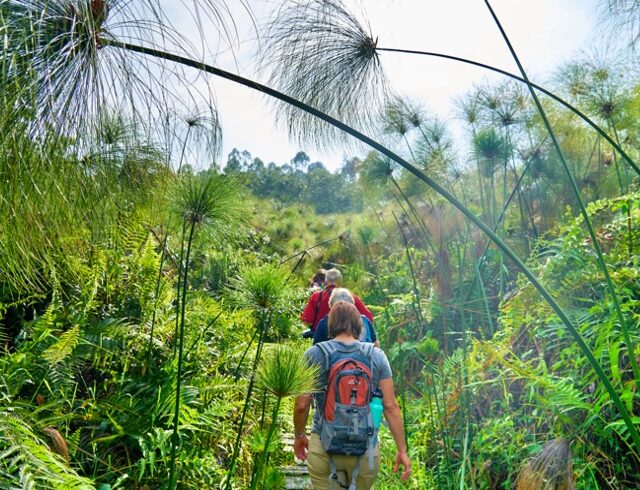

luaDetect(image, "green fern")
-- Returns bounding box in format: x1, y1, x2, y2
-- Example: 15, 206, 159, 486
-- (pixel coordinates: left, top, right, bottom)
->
0, 408, 94, 489
42, 326, 80, 365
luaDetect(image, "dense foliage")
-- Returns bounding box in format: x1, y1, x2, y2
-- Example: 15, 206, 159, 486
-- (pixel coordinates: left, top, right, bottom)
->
2, 0, 640, 489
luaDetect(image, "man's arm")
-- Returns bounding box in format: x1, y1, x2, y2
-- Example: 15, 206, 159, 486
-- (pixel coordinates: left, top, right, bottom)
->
300, 292, 319, 326
379, 377, 412, 481
293, 395, 312, 461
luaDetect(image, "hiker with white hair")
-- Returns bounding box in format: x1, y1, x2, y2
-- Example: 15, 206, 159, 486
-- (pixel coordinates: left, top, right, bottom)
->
300, 268, 373, 337
313, 287, 379, 346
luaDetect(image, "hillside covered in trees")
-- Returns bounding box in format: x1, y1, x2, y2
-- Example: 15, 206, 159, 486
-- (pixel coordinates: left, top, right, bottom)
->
2, 1, 640, 489
224, 149, 363, 214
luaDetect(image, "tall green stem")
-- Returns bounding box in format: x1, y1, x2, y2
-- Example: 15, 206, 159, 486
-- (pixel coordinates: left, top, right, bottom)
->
455, 242, 472, 487
386, 178, 435, 255
159, 124, 195, 364
233, 327, 261, 382
103, 37, 640, 454
608, 120, 633, 258
474, 142, 543, 288
484, 0, 640, 390
173, 219, 187, 356
428, 367, 455, 483
177, 125, 192, 175
225, 310, 271, 489
390, 176, 441, 259
250, 397, 282, 490
147, 238, 166, 367
363, 240, 393, 328
393, 211, 427, 337
168, 220, 196, 489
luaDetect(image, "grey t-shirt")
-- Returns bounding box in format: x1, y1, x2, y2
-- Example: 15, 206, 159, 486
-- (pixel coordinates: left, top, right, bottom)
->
304, 340, 393, 434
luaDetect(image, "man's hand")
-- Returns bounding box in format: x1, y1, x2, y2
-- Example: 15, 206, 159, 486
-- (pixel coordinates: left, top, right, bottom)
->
293, 395, 312, 460
394, 451, 411, 481
293, 434, 309, 461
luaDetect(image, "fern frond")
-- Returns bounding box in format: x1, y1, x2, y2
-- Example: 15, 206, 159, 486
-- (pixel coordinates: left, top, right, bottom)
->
42, 326, 80, 365
0, 408, 94, 489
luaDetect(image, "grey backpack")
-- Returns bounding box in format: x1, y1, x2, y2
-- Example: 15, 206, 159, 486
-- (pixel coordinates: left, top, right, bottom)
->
316, 342, 378, 489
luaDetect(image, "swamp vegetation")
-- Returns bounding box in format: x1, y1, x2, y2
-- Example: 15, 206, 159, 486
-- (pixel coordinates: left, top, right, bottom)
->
2, 0, 640, 488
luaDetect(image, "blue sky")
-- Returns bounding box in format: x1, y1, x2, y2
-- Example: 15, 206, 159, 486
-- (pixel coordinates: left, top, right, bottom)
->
178, 0, 606, 169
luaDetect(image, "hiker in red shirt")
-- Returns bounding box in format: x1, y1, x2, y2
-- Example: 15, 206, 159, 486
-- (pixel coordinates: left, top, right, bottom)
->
301, 268, 373, 332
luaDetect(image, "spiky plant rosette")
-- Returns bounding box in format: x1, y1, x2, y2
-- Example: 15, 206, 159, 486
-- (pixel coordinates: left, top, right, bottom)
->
415, 117, 455, 178
227, 263, 293, 313
171, 171, 246, 233
0, 0, 241, 145
164, 108, 223, 171
555, 51, 633, 123
582, 54, 632, 124
455, 90, 482, 128
400, 98, 428, 133
555, 62, 592, 100
85, 111, 169, 188
380, 97, 430, 140
473, 128, 510, 178
381, 97, 411, 143
260, 0, 391, 150
477, 81, 528, 128
257, 344, 319, 398
359, 150, 398, 189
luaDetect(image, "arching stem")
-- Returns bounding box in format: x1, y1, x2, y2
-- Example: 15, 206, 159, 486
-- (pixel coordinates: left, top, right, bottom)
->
375, 46, 640, 177
484, 0, 640, 390
102, 36, 640, 456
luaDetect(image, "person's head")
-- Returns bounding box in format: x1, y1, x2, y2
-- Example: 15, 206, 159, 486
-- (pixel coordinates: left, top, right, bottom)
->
325, 268, 342, 286
329, 287, 354, 308
328, 301, 363, 340
310, 268, 327, 287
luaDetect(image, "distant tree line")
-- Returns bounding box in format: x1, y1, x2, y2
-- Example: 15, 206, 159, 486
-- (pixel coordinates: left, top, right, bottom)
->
223, 148, 363, 214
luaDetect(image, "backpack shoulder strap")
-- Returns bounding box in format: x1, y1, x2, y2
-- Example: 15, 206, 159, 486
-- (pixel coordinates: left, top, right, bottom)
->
358, 342, 376, 377
316, 341, 337, 375
361, 342, 375, 367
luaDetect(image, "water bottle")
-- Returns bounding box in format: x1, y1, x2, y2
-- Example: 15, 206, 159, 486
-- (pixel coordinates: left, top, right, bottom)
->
369, 393, 383, 429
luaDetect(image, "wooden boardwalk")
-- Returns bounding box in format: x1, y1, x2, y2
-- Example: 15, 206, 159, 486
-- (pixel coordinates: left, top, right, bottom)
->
281, 434, 311, 489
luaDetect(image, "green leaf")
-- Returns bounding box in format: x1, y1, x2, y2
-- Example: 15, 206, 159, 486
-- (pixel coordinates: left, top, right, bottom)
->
42, 325, 80, 365
609, 340, 622, 385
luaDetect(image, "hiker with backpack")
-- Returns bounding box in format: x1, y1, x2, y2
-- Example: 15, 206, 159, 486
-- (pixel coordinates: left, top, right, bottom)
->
300, 268, 373, 339
313, 287, 379, 347
293, 301, 412, 489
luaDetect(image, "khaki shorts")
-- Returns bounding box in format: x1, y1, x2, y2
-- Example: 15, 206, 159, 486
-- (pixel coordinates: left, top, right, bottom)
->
306, 433, 381, 489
